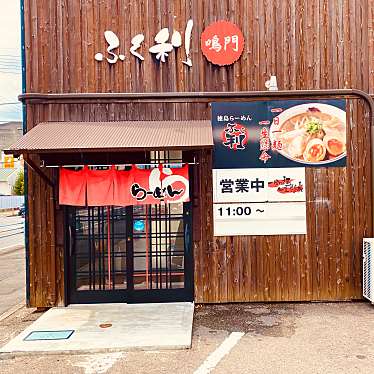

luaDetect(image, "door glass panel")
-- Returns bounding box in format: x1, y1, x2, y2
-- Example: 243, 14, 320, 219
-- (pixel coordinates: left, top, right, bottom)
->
133, 203, 185, 290
132, 150, 186, 291
71, 206, 128, 291
70, 203, 186, 293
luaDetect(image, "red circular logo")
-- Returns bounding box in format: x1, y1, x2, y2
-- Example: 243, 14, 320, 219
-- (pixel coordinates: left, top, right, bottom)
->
201, 21, 245, 66
220, 123, 248, 151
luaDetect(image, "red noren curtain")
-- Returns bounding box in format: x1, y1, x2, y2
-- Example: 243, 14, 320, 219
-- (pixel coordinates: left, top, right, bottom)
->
59, 166, 87, 206
86, 166, 115, 206
59, 164, 189, 206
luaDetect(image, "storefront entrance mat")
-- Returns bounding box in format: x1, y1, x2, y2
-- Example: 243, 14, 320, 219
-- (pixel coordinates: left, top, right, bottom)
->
23, 330, 75, 341
0, 302, 194, 355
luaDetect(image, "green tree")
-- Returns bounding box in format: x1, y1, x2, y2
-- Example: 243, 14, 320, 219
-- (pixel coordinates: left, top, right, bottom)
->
13, 171, 24, 196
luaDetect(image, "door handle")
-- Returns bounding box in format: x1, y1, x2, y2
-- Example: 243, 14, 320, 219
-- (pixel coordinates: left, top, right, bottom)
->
184, 222, 191, 253
68, 225, 74, 257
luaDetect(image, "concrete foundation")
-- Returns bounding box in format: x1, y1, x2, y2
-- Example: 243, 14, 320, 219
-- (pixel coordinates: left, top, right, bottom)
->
0, 302, 194, 355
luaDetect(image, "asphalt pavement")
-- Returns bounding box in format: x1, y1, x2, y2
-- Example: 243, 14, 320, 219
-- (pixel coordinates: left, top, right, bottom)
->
0, 214, 25, 316
1, 214, 374, 373
1, 302, 374, 373
0, 215, 24, 251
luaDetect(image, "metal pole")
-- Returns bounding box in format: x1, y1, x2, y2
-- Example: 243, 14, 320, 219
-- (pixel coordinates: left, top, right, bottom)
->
44, 162, 198, 168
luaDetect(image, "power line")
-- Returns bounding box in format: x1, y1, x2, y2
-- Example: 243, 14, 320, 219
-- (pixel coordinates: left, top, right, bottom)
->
0, 68, 22, 72
0, 59, 21, 63
0, 71, 22, 75
0, 95, 18, 101
0, 58, 21, 61
0, 66, 21, 70
0, 61, 21, 64
0, 62, 21, 65
0, 105, 22, 111
0, 62, 21, 66
0, 56, 21, 59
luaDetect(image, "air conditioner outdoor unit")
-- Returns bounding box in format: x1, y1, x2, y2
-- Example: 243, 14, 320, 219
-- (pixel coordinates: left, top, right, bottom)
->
363, 238, 374, 303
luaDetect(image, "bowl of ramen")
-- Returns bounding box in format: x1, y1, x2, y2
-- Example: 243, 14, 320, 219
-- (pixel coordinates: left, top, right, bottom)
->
270, 103, 346, 165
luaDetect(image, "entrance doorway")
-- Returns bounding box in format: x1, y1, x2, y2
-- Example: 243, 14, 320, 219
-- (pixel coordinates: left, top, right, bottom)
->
66, 201, 193, 304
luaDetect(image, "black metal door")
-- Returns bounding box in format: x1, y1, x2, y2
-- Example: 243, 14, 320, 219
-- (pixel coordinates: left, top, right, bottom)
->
128, 201, 193, 303
67, 206, 130, 304
66, 202, 193, 304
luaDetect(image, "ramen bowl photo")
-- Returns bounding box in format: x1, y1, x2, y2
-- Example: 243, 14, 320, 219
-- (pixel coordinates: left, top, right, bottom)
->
270, 103, 347, 165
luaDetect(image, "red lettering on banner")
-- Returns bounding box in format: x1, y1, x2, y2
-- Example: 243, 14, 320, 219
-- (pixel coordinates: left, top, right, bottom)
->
130, 165, 189, 205
221, 123, 249, 150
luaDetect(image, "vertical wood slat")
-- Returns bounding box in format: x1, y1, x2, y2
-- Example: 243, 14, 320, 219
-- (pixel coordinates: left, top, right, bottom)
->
22, 0, 374, 306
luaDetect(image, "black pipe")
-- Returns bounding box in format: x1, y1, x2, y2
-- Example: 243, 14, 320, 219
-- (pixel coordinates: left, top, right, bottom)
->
20, 0, 30, 308
18, 89, 374, 125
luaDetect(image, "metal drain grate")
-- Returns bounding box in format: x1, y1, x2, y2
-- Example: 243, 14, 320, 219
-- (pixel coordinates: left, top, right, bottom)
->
23, 330, 75, 341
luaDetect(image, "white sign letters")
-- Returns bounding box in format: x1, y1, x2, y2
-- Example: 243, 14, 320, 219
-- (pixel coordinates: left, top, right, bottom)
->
95, 20, 194, 66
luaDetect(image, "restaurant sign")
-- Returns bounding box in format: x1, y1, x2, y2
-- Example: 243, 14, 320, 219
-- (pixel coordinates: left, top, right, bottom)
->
213, 167, 306, 203
212, 100, 347, 169
213, 167, 307, 236
213, 202, 306, 236
200, 21, 244, 66
95, 20, 244, 67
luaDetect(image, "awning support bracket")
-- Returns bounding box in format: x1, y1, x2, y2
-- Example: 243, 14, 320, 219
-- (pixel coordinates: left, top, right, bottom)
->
24, 155, 54, 188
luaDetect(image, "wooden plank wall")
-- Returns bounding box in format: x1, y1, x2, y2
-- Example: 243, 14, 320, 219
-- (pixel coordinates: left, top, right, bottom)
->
23, 0, 374, 306
24, 0, 374, 93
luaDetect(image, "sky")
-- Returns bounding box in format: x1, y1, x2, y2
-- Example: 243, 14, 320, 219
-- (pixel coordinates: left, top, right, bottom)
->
0, 1, 22, 122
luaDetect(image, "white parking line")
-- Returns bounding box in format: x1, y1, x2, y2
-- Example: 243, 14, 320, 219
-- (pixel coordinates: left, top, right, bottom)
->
73, 352, 124, 374
194, 332, 245, 374
0, 244, 24, 255
0, 301, 24, 322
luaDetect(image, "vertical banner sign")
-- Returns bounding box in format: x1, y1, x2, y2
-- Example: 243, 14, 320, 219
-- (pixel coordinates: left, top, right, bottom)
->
212, 100, 346, 169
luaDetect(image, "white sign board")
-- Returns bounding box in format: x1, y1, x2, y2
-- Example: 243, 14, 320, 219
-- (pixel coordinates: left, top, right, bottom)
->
213, 202, 307, 236
213, 168, 306, 203
212, 168, 307, 236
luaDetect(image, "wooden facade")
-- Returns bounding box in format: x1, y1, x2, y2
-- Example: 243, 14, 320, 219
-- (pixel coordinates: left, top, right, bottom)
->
22, 0, 374, 307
